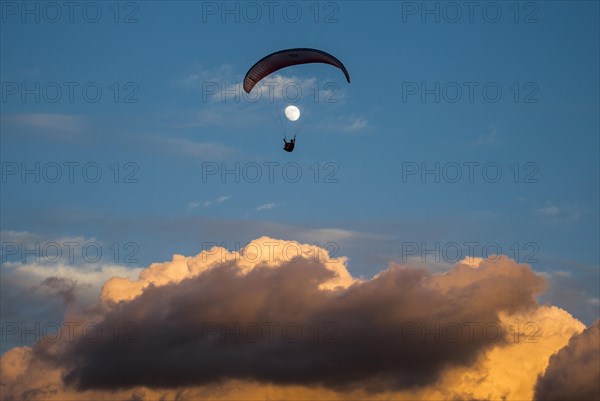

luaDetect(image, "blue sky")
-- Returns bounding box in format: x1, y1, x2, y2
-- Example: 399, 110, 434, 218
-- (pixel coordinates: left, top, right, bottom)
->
1, 0, 599, 337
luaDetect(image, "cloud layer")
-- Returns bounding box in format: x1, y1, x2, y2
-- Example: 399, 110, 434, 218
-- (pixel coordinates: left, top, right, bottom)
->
0, 237, 591, 400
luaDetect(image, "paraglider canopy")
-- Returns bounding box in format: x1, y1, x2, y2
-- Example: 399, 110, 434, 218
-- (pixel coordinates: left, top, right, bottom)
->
243, 48, 350, 94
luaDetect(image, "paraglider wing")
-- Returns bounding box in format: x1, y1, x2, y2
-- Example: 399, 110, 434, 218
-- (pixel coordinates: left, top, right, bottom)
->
243, 48, 350, 94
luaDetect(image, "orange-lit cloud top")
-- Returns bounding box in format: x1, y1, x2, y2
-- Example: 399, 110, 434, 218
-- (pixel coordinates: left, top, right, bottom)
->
0, 237, 595, 401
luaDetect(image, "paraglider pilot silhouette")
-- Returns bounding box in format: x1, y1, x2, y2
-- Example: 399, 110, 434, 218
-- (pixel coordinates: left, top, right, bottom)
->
242, 48, 350, 152
283, 135, 296, 152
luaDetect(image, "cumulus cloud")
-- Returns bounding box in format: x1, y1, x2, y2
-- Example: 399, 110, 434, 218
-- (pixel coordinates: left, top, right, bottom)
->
534, 320, 600, 401
432, 305, 585, 400
0, 230, 143, 354
0, 238, 589, 400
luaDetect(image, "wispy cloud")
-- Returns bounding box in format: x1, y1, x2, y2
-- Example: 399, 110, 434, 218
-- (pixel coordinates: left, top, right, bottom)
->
176, 64, 351, 130
176, 103, 266, 129
253, 74, 318, 101
312, 115, 369, 133
537, 202, 581, 223
300, 228, 362, 242
342, 116, 368, 132
180, 63, 236, 87
539, 205, 560, 216
0, 230, 89, 259
472, 124, 498, 146
180, 63, 337, 104
189, 196, 231, 209
256, 202, 276, 211
160, 137, 236, 160
1, 113, 87, 139
587, 297, 599, 306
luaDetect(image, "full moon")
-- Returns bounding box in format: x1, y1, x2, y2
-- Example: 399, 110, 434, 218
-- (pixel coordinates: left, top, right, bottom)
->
284, 105, 301, 121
